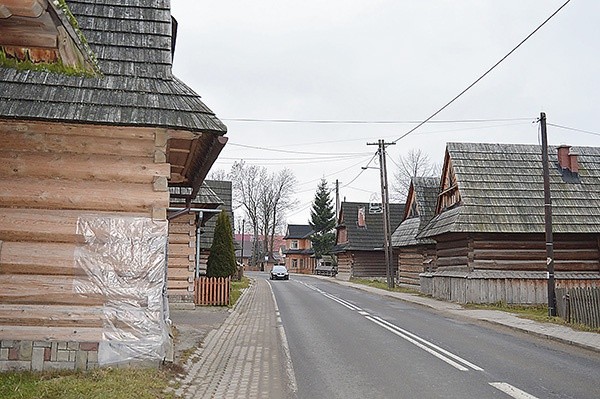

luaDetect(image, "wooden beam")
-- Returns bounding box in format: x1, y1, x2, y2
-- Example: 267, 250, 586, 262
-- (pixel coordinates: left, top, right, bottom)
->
0, 13, 57, 48
0, 151, 170, 183
0, 130, 155, 158
0, 0, 47, 18
0, 208, 145, 243
0, 178, 167, 213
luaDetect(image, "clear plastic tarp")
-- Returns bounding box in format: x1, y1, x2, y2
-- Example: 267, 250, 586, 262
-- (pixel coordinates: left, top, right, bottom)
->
74, 216, 169, 366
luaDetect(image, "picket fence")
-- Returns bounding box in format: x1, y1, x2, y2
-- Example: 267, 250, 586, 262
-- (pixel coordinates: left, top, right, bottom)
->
556, 287, 600, 329
194, 276, 231, 306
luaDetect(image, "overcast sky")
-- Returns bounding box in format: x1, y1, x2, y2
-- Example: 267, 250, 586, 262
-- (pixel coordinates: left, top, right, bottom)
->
171, 0, 600, 225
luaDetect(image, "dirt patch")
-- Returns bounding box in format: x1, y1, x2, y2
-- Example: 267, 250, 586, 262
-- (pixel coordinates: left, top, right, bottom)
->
169, 306, 230, 365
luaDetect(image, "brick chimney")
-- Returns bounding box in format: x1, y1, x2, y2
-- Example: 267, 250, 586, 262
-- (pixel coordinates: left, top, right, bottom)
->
569, 151, 579, 173
557, 145, 571, 169
557, 145, 579, 174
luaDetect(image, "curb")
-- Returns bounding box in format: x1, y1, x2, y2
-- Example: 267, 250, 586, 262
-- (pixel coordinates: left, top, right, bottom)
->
306, 274, 600, 354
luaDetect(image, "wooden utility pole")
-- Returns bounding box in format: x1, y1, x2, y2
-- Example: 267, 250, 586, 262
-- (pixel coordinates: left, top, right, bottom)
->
540, 112, 557, 317
335, 179, 340, 221
368, 139, 396, 289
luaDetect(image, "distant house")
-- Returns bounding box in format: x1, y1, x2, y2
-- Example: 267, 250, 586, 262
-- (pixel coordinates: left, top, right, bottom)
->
333, 202, 404, 280
391, 177, 439, 288
418, 143, 600, 304
0, 0, 227, 370
236, 233, 285, 271
283, 224, 315, 274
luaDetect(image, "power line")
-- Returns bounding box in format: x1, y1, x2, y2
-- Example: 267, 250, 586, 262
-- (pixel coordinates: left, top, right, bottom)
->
391, 0, 572, 144
341, 152, 379, 188
547, 123, 600, 137
223, 117, 533, 125
228, 142, 371, 156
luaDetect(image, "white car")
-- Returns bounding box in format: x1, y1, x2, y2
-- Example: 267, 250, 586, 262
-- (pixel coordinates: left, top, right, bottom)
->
270, 265, 289, 280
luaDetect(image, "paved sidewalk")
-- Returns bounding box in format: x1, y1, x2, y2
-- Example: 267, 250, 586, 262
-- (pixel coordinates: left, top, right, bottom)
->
316, 276, 600, 354
169, 278, 294, 399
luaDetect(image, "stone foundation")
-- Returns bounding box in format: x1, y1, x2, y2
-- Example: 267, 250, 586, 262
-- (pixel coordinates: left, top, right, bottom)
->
0, 340, 99, 372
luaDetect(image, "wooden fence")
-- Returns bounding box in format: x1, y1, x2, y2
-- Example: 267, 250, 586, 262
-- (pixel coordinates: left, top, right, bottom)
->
194, 276, 231, 306
556, 287, 600, 329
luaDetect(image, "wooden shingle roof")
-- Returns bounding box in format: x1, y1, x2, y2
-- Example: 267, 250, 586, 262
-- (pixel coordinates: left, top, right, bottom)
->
334, 201, 405, 252
419, 142, 600, 238
392, 177, 438, 247
0, 0, 226, 134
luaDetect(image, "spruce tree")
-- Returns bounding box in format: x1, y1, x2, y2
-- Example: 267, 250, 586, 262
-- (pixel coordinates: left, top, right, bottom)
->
206, 211, 237, 278
309, 179, 336, 257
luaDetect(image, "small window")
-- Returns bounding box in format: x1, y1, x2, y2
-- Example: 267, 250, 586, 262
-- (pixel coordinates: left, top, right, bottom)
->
291, 240, 299, 249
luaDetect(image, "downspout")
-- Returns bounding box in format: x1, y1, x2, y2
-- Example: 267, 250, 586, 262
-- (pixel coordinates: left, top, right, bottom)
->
195, 212, 202, 278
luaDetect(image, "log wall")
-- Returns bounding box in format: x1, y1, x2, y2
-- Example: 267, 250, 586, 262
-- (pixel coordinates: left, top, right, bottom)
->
0, 120, 170, 370
434, 233, 600, 273
397, 244, 436, 288
167, 213, 196, 302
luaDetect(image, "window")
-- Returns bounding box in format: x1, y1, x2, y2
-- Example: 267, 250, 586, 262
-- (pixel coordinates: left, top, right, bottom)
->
291, 240, 299, 249
292, 259, 298, 268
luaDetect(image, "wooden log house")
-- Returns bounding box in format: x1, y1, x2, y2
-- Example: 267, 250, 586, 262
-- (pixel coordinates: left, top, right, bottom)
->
0, 0, 227, 371
418, 143, 600, 304
333, 201, 404, 280
391, 177, 439, 288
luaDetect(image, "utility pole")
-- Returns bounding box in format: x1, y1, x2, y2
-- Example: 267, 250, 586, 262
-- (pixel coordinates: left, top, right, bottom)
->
540, 112, 557, 317
335, 179, 340, 221
368, 139, 396, 289
240, 219, 245, 267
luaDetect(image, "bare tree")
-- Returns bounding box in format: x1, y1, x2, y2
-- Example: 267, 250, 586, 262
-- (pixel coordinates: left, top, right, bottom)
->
206, 168, 229, 181
230, 161, 266, 267
391, 149, 439, 202
260, 168, 297, 261
230, 162, 297, 267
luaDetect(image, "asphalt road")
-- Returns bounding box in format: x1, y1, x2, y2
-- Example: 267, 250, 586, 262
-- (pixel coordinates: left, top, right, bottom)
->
266, 274, 600, 399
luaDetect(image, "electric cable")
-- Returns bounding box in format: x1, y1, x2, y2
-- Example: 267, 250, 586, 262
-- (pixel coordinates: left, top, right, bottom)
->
391, 0, 572, 144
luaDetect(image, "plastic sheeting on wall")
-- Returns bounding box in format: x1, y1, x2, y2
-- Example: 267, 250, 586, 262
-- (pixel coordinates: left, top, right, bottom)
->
74, 215, 169, 366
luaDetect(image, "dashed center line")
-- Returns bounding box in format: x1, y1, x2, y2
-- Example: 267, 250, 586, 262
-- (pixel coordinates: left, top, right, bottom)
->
298, 280, 540, 399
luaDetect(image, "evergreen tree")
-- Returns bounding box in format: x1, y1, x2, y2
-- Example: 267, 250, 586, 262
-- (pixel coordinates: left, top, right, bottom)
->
206, 211, 237, 278
309, 179, 336, 257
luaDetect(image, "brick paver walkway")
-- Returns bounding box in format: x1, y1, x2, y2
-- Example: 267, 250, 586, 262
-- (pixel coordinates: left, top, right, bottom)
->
170, 278, 293, 398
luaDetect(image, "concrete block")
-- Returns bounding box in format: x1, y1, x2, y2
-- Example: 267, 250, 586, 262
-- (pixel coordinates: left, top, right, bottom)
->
1, 340, 15, 348
68, 342, 79, 351
34, 341, 52, 348
0, 360, 31, 372
20, 341, 33, 360
0, 348, 8, 360
32, 347, 45, 371
75, 351, 88, 370
69, 351, 77, 362
87, 351, 98, 364
44, 361, 75, 371
57, 342, 68, 350
57, 350, 70, 362
51, 343, 58, 361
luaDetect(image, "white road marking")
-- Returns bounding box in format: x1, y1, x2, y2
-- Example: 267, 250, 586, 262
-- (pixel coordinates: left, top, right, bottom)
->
371, 315, 484, 371
267, 280, 298, 393
304, 281, 483, 372
489, 382, 539, 399
367, 316, 470, 371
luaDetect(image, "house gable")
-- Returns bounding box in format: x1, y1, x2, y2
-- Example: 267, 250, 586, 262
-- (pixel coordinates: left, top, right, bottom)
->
0, 0, 100, 75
